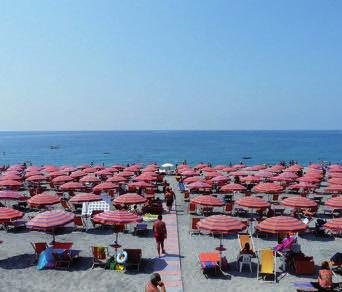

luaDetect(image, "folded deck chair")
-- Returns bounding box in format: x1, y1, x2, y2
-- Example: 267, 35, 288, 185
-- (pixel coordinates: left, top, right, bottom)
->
257, 248, 276, 283
91, 246, 109, 269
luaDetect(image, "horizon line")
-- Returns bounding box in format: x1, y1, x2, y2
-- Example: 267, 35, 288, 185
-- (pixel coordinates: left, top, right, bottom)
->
0, 129, 341, 132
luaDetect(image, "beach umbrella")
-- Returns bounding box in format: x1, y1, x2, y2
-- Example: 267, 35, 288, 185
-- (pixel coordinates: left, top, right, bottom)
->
254, 171, 274, 178
323, 218, 342, 232
243, 165, 267, 171
253, 183, 283, 194
220, 183, 246, 193
324, 185, 342, 194
202, 167, 216, 172
267, 165, 286, 172
222, 167, 235, 172
26, 175, 46, 182
0, 207, 24, 223
284, 164, 303, 172
0, 191, 26, 202
112, 164, 125, 170
52, 175, 73, 184
187, 181, 212, 190
94, 165, 105, 170
27, 193, 60, 207
0, 174, 22, 181
191, 195, 225, 207
194, 163, 209, 170
236, 196, 270, 209
24, 171, 42, 178
59, 182, 86, 191
256, 216, 307, 234
43, 165, 59, 172
230, 171, 249, 177
47, 171, 67, 179
134, 174, 157, 182
113, 193, 147, 205
128, 181, 154, 189
70, 170, 87, 179
329, 173, 342, 179
26, 166, 42, 172
60, 166, 77, 172
124, 166, 141, 172
183, 176, 203, 184
93, 182, 118, 192
78, 164, 91, 169
271, 175, 294, 182
0, 180, 21, 189
328, 178, 342, 185
95, 169, 113, 176
119, 171, 135, 177
180, 170, 198, 177
69, 193, 102, 203
325, 196, 342, 210
240, 176, 261, 183
211, 176, 230, 183
79, 175, 101, 183
205, 172, 222, 179
26, 210, 74, 242
298, 177, 321, 184
83, 167, 97, 174
107, 176, 128, 183
281, 197, 317, 209
288, 183, 318, 191
232, 164, 246, 170
214, 165, 226, 170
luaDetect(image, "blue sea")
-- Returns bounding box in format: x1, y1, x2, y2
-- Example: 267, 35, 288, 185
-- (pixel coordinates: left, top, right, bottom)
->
0, 131, 341, 166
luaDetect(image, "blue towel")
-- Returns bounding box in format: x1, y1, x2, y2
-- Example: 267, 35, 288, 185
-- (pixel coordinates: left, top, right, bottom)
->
37, 247, 55, 270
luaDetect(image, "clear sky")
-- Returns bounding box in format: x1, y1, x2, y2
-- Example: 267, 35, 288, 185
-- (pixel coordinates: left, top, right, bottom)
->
0, 0, 341, 130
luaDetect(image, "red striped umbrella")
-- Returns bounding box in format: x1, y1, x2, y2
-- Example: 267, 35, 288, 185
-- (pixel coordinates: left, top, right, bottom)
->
243, 165, 267, 171
83, 167, 97, 173
220, 183, 246, 192
128, 181, 154, 188
119, 171, 135, 177
284, 164, 304, 172
93, 182, 118, 192
256, 216, 307, 234
180, 170, 198, 177
79, 175, 101, 183
25, 171, 42, 178
69, 193, 102, 203
328, 178, 342, 185
47, 171, 67, 178
329, 173, 342, 178
27, 193, 60, 207
236, 196, 270, 209
187, 181, 212, 190
183, 176, 203, 184
0, 191, 26, 201
230, 171, 249, 177
52, 175, 73, 184
113, 193, 147, 205
197, 215, 246, 234
93, 210, 139, 225
95, 170, 113, 176
26, 175, 46, 182
112, 164, 125, 170
282, 197, 317, 209
191, 195, 225, 207
325, 197, 342, 210
288, 183, 318, 191
205, 172, 222, 179
211, 176, 229, 183
324, 218, 342, 232
254, 171, 274, 178
134, 175, 156, 182
0, 174, 22, 181
298, 177, 321, 183
70, 170, 87, 178
26, 210, 74, 230
60, 182, 85, 191
240, 176, 261, 183
0, 207, 24, 223
267, 165, 286, 172
253, 183, 283, 194
325, 185, 342, 193
26, 166, 42, 172
271, 175, 294, 182
107, 176, 128, 183
0, 180, 21, 187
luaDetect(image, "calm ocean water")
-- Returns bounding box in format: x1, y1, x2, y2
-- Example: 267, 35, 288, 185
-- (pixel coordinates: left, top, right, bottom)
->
0, 131, 341, 166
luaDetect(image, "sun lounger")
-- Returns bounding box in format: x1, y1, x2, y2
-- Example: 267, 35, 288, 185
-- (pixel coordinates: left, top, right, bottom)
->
238, 233, 254, 253
31, 242, 48, 263
257, 248, 277, 283
198, 252, 221, 277
91, 246, 109, 269
123, 249, 142, 271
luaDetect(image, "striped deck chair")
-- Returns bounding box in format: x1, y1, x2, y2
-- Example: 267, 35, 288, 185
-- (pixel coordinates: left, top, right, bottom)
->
238, 233, 254, 253
257, 248, 277, 283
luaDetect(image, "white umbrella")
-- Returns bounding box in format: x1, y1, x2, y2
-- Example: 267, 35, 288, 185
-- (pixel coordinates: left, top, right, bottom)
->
161, 163, 174, 168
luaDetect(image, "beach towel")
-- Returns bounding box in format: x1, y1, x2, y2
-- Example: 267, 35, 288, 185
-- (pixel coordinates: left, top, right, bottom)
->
37, 247, 55, 270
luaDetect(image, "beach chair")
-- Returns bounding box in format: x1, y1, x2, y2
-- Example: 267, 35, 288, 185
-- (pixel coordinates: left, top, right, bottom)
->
224, 202, 234, 215
189, 217, 201, 237
61, 199, 75, 212
74, 215, 87, 231
53, 249, 80, 269
188, 202, 196, 214
238, 233, 254, 253
91, 246, 109, 269
198, 252, 221, 277
257, 248, 277, 283
123, 249, 142, 271
239, 254, 253, 272
52, 241, 73, 250
31, 242, 48, 263
134, 223, 148, 236
184, 191, 190, 202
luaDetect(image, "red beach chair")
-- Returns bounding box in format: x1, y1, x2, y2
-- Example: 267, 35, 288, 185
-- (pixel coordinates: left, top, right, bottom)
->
31, 242, 48, 262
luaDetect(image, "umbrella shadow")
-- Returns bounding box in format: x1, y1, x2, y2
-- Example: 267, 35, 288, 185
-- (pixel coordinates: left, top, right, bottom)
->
85, 228, 114, 236
0, 253, 35, 269
300, 233, 335, 242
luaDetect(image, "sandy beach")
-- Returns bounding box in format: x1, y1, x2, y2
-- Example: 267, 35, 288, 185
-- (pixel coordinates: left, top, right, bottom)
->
0, 173, 341, 292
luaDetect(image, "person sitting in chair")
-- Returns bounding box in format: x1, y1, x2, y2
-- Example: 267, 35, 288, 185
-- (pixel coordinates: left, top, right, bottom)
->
318, 261, 333, 291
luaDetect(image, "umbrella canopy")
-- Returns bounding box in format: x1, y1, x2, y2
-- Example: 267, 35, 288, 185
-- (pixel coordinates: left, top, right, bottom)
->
107, 176, 128, 183
59, 182, 85, 191
0, 180, 21, 187
79, 175, 101, 183
187, 181, 212, 190
256, 216, 307, 234
93, 182, 118, 192
220, 183, 246, 192
254, 171, 274, 178
128, 181, 154, 188
69, 193, 102, 203
24, 171, 42, 178
325, 185, 342, 193
230, 171, 249, 177
93, 210, 139, 225
0, 174, 22, 181
0, 207, 24, 222
253, 183, 283, 194
26, 210, 74, 230
70, 170, 87, 179
134, 174, 157, 182
26, 175, 46, 182
52, 175, 73, 184
288, 183, 317, 191
119, 171, 135, 177
43, 165, 60, 172
0, 190, 26, 201
325, 196, 342, 210
284, 164, 303, 172
267, 165, 286, 172
236, 196, 270, 209
243, 165, 267, 171
281, 197, 317, 209
211, 176, 229, 183
113, 193, 147, 205
328, 178, 342, 185
240, 176, 261, 183
191, 195, 225, 207
83, 167, 97, 174
197, 215, 246, 234
324, 218, 342, 232
27, 193, 60, 206
180, 170, 198, 177
183, 176, 203, 184
298, 177, 321, 183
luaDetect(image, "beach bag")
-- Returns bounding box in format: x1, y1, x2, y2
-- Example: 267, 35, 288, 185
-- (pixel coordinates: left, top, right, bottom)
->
105, 256, 116, 270
37, 248, 55, 270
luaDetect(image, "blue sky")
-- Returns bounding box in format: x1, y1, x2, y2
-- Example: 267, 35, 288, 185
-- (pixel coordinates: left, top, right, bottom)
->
0, 0, 341, 130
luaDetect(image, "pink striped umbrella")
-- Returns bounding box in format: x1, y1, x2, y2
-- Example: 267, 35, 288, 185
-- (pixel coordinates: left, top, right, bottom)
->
59, 182, 86, 191
107, 176, 128, 183
0, 174, 22, 181
282, 197, 317, 209
52, 175, 73, 184
180, 170, 198, 177
187, 181, 212, 190
113, 193, 147, 205
0, 180, 21, 188
0, 191, 26, 201
0, 207, 24, 223
253, 183, 283, 194
236, 196, 270, 209
329, 173, 342, 178
47, 171, 67, 179
69, 193, 102, 203
83, 167, 97, 174
328, 178, 342, 185
284, 164, 304, 172
27, 193, 60, 207
324, 218, 342, 232
70, 170, 87, 179
134, 174, 157, 182
288, 183, 318, 191
254, 171, 274, 178
26, 175, 46, 182
243, 165, 267, 171
25, 171, 42, 178
43, 165, 59, 172
230, 171, 249, 177
220, 183, 246, 192
191, 195, 225, 207
93, 182, 118, 192
298, 176, 321, 184
79, 175, 101, 183
267, 165, 286, 172
93, 210, 139, 225
119, 171, 135, 177
256, 216, 307, 234
183, 176, 203, 184
128, 181, 154, 189
240, 176, 261, 183
325, 197, 342, 210
27, 210, 74, 230
197, 215, 246, 234
211, 176, 230, 183
325, 185, 342, 194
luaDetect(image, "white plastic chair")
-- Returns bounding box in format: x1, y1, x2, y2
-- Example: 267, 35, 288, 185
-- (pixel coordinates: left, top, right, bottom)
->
239, 254, 252, 272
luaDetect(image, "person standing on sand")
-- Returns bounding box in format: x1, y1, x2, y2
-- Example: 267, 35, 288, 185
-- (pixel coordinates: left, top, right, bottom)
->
153, 215, 167, 257
145, 273, 166, 292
